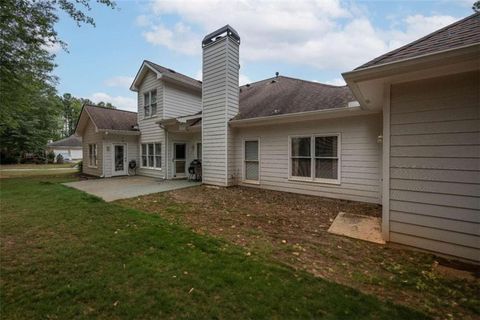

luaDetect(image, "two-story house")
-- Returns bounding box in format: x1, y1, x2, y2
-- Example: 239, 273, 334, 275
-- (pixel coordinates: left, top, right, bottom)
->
75, 15, 479, 263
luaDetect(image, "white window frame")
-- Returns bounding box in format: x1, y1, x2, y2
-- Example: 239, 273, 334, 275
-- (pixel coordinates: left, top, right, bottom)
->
143, 89, 157, 118
195, 142, 202, 160
242, 138, 260, 184
88, 144, 97, 168
140, 142, 162, 170
288, 133, 341, 185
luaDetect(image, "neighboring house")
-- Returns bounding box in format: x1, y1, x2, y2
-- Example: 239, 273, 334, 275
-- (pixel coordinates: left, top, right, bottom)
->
75, 14, 479, 262
46, 135, 83, 161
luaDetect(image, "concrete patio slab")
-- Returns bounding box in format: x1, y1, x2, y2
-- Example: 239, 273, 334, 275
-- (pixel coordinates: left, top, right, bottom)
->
64, 176, 200, 202
328, 212, 385, 244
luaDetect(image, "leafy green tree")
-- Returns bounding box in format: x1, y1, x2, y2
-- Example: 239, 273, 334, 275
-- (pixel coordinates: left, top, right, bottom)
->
0, 0, 115, 163
96, 101, 116, 109
473, 1, 480, 12
59, 94, 116, 137
60, 93, 83, 137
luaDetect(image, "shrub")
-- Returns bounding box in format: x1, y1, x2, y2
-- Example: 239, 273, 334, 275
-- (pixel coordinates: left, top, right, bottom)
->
77, 160, 83, 172
56, 153, 64, 164
47, 151, 55, 164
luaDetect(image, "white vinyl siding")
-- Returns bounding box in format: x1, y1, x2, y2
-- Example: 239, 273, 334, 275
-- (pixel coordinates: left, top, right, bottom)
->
137, 70, 166, 178
234, 114, 382, 204
389, 71, 480, 262
163, 82, 201, 119
202, 35, 240, 186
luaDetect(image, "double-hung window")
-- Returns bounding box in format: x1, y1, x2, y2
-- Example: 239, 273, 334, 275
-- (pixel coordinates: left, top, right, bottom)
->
88, 144, 97, 167
290, 134, 340, 183
141, 143, 161, 169
143, 89, 157, 118
244, 140, 259, 182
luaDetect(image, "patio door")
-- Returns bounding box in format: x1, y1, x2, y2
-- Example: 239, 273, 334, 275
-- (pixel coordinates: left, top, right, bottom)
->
112, 144, 127, 176
173, 143, 186, 178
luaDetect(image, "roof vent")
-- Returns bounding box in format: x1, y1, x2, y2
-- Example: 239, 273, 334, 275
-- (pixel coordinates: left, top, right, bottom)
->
167, 68, 176, 73
246, 83, 250, 87
275, 72, 279, 78
271, 80, 277, 84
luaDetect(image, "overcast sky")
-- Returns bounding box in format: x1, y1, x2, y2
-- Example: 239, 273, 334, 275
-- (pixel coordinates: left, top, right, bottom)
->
52, 0, 474, 111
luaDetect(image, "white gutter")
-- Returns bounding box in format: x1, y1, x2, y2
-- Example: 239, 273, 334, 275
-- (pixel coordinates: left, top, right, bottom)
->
229, 105, 376, 127
342, 43, 480, 82
99, 129, 140, 136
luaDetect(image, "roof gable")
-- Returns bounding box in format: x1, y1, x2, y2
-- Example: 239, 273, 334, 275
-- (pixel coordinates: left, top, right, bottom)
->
75, 105, 138, 135
356, 12, 480, 70
130, 60, 202, 92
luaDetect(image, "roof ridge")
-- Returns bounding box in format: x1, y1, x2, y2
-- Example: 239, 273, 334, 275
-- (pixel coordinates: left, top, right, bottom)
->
85, 104, 137, 114
240, 76, 276, 87
356, 12, 479, 70
240, 75, 347, 88
144, 60, 201, 83
279, 75, 347, 88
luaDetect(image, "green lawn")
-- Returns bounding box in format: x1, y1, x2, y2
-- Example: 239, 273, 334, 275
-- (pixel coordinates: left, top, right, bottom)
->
0, 164, 78, 179
0, 163, 77, 169
0, 175, 428, 319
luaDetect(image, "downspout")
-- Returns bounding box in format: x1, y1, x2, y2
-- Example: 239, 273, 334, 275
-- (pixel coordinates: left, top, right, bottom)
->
165, 130, 169, 180
159, 123, 168, 180
100, 134, 106, 178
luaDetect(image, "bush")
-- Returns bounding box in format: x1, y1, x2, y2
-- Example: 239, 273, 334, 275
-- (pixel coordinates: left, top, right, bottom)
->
56, 153, 64, 164
77, 160, 83, 172
47, 151, 55, 164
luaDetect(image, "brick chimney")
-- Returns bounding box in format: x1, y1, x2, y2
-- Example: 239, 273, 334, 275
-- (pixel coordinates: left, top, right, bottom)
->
201, 25, 240, 186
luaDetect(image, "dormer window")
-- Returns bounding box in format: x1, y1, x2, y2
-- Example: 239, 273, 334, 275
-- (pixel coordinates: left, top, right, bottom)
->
143, 89, 157, 117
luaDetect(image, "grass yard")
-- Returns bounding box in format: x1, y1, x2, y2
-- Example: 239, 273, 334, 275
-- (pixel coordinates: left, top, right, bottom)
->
119, 186, 480, 320
0, 163, 78, 179
0, 175, 427, 319
0, 163, 77, 169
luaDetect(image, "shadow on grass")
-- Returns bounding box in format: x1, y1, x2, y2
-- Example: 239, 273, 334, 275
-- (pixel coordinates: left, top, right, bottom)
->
0, 177, 429, 319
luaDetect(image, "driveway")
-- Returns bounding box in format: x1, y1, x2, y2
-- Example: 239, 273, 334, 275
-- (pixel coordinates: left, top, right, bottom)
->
64, 176, 200, 202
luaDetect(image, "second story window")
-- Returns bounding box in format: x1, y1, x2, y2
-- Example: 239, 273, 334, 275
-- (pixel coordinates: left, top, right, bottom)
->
143, 89, 157, 118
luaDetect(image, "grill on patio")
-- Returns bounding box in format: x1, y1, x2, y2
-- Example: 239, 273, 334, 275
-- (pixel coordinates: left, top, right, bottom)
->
188, 159, 202, 181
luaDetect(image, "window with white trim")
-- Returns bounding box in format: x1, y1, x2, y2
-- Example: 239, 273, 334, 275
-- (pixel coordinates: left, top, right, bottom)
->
141, 143, 161, 169
196, 142, 202, 160
143, 89, 157, 118
88, 144, 97, 167
244, 140, 259, 181
290, 135, 339, 183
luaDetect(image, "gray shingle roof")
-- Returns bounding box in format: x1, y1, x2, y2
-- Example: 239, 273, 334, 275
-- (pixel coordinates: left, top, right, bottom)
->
47, 135, 82, 147
235, 76, 355, 120
85, 105, 138, 131
145, 60, 202, 88
356, 12, 480, 70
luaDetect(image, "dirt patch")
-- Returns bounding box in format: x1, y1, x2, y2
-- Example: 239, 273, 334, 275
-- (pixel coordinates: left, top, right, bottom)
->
118, 185, 480, 320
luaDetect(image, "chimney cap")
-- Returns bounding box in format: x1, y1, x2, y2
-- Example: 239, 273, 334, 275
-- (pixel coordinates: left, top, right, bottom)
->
202, 25, 240, 47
